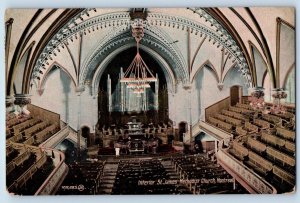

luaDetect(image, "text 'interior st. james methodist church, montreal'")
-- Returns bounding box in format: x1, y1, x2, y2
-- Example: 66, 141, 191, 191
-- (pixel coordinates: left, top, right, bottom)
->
5, 8, 295, 195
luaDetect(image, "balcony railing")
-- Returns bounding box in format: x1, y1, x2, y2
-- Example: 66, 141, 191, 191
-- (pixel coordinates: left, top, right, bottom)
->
35, 148, 69, 195
39, 125, 70, 148
199, 120, 232, 142
216, 149, 277, 194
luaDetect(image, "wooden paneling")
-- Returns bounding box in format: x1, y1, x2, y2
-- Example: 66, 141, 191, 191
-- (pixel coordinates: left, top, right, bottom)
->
205, 96, 230, 121
27, 104, 60, 125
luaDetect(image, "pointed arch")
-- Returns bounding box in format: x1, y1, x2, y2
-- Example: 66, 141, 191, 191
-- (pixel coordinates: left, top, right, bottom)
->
91, 43, 177, 96
222, 62, 238, 83
191, 60, 220, 83
283, 63, 295, 104
249, 40, 269, 87
11, 41, 35, 94
262, 70, 273, 102
262, 70, 268, 87
39, 61, 77, 94
283, 63, 295, 89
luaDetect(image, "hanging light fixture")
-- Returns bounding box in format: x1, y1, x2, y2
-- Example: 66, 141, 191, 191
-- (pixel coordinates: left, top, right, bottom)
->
248, 87, 265, 111
271, 88, 287, 114
120, 10, 157, 94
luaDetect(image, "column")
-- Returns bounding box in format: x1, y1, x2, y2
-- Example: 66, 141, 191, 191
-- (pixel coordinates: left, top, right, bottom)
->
75, 86, 84, 160
92, 94, 98, 133
6, 95, 15, 112
107, 74, 112, 112
5, 18, 13, 92
13, 94, 31, 115
155, 74, 159, 110
183, 84, 192, 145
172, 94, 176, 139
143, 87, 147, 111
120, 67, 125, 113
189, 88, 192, 145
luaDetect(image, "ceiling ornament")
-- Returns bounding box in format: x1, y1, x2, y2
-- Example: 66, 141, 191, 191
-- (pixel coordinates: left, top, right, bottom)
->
31, 8, 252, 88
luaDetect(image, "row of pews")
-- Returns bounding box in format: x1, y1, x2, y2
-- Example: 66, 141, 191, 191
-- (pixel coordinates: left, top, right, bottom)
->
112, 159, 191, 194
57, 161, 105, 195
6, 112, 60, 195
6, 114, 60, 147
208, 116, 233, 133
230, 139, 295, 191
213, 102, 296, 193
6, 145, 54, 195
99, 123, 173, 138
208, 102, 295, 137
171, 154, 247, 194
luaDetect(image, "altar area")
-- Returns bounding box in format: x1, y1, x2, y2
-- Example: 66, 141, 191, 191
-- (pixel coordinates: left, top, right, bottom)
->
93, 115, 175, 157
114, 116, 159, 156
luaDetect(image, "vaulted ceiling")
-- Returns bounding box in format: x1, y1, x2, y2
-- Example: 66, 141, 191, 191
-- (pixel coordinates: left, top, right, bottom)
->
5, 7, 295, 96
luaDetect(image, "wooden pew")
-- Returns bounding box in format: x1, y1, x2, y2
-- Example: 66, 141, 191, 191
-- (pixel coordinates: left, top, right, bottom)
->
229, 106, 242, 113
215, 113, 242, 126
266, 146, 295, 167
24, 136, 35, 145
218, 121, 233, 133
236, 103, 252, 110
12, 118, 34, 134
233, 112, 249, 121
262, 114, 281, 126
261, 131, 285, 147
244, 122, 258, 134
23, 121, 50, 139
285, 141, 295, 154
221, 109, 233, 117
247, 137, 266, 153
271, 112, 294, 120
214, 114, 227, 122
276, 127, 295, 142
208, 117, 219, 126
248, 151, 273, 173
8, 133, 23, 143
232, 142, 248, 160
236, 126, 247, 136
273, 165, 295, 186
35, 124, 58, 144
253, 119, 271, 130
13, 150, 31, 166
227, 117, 242, 126
222, 109, 249, 122
6, 161, 16, 174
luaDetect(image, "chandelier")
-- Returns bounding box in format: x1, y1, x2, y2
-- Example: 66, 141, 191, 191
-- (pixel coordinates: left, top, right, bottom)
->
120, 18, 157, 95
271, 88, 287, 114
249, 87, 265, 111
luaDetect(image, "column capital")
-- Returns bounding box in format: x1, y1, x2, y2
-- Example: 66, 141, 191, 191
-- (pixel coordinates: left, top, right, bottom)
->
182, 83, 192, 90
14, 94, 31, 107
217, 83, 224, 91
6, 95, 15, 108
75, 86, 85, 93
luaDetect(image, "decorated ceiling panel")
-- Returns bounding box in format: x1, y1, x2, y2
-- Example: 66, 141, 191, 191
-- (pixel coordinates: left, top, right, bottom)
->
5, 7, 295, 96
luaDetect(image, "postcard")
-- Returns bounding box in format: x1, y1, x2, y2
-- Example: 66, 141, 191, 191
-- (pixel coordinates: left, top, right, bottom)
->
5, 7, 295, 195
